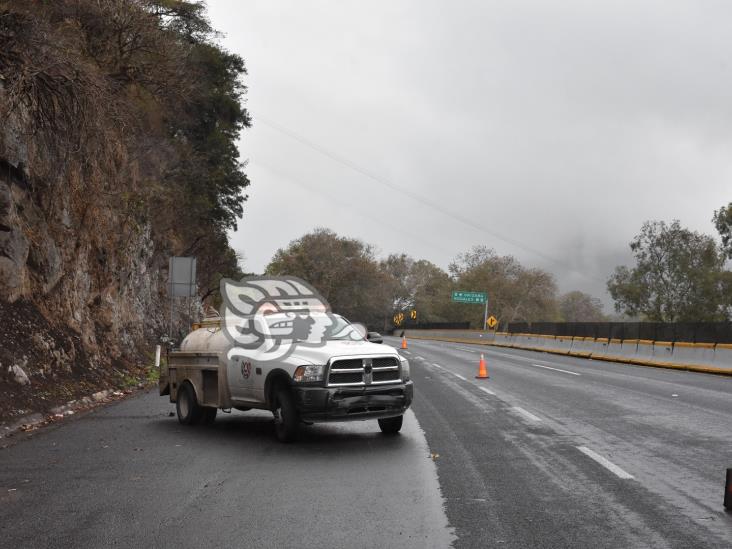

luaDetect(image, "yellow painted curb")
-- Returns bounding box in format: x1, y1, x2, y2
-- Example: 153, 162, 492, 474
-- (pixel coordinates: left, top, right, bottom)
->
673, 341, 715, 349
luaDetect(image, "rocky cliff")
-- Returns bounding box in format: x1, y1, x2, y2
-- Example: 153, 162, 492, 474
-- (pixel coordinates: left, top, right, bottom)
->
0, 1, 249, 422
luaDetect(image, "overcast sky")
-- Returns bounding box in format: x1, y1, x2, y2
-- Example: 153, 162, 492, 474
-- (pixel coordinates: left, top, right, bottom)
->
207, 0, 732, 307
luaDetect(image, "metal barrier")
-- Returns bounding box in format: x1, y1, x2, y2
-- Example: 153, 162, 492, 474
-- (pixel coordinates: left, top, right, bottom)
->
401, 329, 732, 376
590, 338, 610, 357
652, 341, 674, 362
713, 344, 732, 369
614, 339, 640, 361
546, 335, 573, 354
569, 337, 595, 358
634, 340, 655, 362
506, 321, 732, 343
669, 342, 715, 366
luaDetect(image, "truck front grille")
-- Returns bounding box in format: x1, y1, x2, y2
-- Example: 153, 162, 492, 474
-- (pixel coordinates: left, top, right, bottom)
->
332, 372, 363, 384
327, 356, 401, 387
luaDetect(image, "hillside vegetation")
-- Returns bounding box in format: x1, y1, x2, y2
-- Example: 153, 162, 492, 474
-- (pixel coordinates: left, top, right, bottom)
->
0, 0, 248, 420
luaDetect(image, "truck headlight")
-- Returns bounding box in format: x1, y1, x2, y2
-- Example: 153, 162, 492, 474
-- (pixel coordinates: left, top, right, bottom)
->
293, 365, 325, 383
400, 356, 410, 381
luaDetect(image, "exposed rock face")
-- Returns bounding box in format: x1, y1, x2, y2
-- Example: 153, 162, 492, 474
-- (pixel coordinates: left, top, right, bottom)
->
0, 179, 29, 300
0, 128, 167, 421
0, 1, 249, 422
9, 364, 30, 386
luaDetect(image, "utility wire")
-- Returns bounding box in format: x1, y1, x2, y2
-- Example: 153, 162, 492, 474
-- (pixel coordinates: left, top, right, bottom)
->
254, 160, 459, 259
257, 115, 604, 285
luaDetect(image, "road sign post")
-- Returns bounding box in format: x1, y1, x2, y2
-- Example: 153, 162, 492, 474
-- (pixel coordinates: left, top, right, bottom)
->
168, 256, 197, 341
451, 291, 488, 330
451, 291, 487, 304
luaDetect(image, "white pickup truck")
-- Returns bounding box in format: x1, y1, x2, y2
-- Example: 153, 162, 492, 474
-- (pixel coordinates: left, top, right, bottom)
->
159, 314, 413, 442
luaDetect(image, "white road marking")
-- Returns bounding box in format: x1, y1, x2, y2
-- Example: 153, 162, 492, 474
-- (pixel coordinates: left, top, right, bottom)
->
530, 363, 580, 376
415, 355, 425, 360
432, 363, 442, 368
576, 446, 634, 480
479, 387, 496, 396
454, 373, 467, 381
512, 407, 542, 423
476, 347, 583, 371
671, 394, 678, 397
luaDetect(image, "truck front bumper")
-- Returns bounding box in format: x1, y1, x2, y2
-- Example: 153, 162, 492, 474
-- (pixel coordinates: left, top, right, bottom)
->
292, 381, 413, 422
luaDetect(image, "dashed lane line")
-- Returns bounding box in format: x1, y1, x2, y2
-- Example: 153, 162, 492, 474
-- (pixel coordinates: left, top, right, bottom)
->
512, 407, 542, 423
576, 446, 634, 480
438, 345, 582, 376
530, 363, 581, 376
457, 347, 479, 353
413, 340, 637, 484
439, 343, 585, 372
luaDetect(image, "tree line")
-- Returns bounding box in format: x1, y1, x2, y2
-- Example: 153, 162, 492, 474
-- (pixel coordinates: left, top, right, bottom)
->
264, 228, 606, 330
0, 0, 249, 302
263, 200, 732, 330
608, 204, 732, 322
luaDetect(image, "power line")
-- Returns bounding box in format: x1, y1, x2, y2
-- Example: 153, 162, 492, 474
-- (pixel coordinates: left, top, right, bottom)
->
254, 160, 459, 258
257, 115, 604, 285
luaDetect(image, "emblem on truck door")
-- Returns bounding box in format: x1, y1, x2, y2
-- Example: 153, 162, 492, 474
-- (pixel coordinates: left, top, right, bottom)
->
241, 361, 252, 379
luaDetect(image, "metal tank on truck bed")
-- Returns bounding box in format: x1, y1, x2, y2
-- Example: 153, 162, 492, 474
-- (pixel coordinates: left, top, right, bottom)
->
159, 313, 413, 442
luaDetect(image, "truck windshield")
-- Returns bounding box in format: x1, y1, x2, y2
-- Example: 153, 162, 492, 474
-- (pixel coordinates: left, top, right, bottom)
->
328, 315, 365, 341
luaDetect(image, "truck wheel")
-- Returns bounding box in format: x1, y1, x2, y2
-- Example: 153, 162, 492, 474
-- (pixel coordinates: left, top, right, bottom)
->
273, 387, 299, 442
176, 382, 203, 425
378, 415, 403, 434
200, 407, 217, 425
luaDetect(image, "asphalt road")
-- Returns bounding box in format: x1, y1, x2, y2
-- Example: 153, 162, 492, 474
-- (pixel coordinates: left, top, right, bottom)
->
1, 337, 731, 548
391, 336, 732, 548
0, 394, 452, 549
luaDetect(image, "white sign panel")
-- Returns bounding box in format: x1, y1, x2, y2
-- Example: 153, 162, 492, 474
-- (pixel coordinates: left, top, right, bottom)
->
168, 257, 197, 297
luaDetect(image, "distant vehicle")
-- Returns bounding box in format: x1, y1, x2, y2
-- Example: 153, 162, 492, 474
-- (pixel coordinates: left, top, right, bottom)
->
159, 314, 412, 442
366, 331, 384, 343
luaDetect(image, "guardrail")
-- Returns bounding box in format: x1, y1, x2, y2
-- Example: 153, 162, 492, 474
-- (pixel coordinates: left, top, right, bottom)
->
398, 329, 732, 376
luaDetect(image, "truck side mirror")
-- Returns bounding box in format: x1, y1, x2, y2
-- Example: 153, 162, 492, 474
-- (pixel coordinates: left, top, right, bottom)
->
367, 332, 383, 344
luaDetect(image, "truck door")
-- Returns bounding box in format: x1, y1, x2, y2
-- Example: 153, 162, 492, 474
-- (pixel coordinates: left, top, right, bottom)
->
226, 352, 258, 403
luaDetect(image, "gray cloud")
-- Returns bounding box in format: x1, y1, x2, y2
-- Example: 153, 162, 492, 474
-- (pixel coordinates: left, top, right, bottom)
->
208, 0, 731, 304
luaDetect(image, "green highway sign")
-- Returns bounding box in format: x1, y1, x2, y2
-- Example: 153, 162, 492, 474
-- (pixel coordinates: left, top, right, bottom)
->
452, 291, 487, 304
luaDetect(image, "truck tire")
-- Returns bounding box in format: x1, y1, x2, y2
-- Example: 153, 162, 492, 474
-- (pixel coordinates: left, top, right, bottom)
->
200, 406, 217, 425
378, 415, 403, 434
176, 382, 203, 425
273, 387, 299, 442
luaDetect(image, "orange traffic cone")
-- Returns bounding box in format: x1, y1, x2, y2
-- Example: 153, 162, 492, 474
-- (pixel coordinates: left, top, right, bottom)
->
475, 353, 489, 379
401, 336, 408, 350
